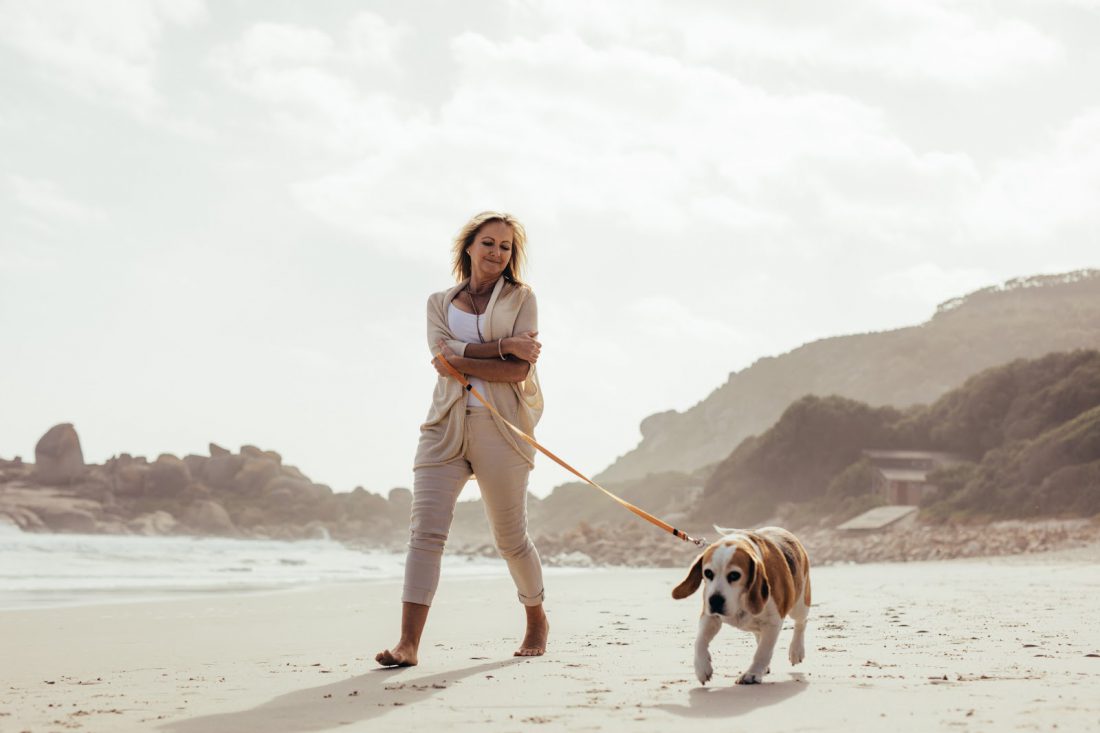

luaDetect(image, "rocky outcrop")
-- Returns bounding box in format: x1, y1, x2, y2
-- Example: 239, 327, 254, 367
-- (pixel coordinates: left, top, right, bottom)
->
34, 423, 85, 485
0, 483, 103, 534
2, 425, 411, 545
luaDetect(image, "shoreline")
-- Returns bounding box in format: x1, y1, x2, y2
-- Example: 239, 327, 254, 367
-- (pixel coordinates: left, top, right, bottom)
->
5, 518, 1100, 613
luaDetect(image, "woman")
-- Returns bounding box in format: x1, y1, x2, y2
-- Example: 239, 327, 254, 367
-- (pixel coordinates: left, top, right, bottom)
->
375, 211, 549, 667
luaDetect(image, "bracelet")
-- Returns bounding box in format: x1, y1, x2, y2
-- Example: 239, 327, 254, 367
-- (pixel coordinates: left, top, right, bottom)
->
498, 338, 506, 360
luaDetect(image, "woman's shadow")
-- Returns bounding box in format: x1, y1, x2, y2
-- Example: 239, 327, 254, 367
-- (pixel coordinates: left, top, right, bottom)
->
158, 658, 523, 733
653, 672, 808, 718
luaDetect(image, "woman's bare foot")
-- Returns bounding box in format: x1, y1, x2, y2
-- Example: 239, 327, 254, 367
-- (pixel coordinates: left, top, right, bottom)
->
375, 641, 418, 667
515, 604, 549, 657
376, 602, 429, 667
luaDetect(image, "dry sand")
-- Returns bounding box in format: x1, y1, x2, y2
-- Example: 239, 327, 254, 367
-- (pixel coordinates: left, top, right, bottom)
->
3, 547, 1100, 733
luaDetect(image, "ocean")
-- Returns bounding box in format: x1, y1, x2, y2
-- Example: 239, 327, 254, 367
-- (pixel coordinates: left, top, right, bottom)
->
0, 522, 517, 611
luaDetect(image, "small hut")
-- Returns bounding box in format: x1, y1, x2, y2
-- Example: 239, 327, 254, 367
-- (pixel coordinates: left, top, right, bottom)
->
862, 449, 966, 505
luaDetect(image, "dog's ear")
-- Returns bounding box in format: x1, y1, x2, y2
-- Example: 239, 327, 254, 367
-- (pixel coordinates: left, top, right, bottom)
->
672, 553, 704, 599
744, 552, 770, 615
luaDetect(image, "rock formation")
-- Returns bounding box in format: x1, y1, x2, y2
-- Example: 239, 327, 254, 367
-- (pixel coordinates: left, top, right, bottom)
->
33, 423, 85, 484
1, 424, 408, 546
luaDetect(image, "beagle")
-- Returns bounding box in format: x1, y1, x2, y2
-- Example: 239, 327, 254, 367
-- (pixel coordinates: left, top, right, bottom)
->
672, 526, 812, 685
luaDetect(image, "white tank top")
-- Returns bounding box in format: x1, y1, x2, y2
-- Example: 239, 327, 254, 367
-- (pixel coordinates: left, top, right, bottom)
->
447, 303, 489, 406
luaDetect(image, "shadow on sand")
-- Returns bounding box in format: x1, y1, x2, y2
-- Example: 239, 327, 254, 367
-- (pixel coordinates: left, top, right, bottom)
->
158, 658, 524, 733
654, 672, 808, 718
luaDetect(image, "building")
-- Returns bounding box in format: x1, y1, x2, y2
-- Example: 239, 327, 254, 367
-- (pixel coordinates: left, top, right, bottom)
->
862, 449, 966, 506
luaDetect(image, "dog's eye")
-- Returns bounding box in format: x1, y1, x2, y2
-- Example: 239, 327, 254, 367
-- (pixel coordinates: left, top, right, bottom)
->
727, 571, 742, 583
703, 569, 714, 580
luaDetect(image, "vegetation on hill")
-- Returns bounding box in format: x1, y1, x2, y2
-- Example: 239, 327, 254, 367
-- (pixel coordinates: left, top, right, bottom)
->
696, 350, 1100, 525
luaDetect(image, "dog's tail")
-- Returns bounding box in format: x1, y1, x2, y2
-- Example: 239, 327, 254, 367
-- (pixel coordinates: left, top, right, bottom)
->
713, 525, 742, 536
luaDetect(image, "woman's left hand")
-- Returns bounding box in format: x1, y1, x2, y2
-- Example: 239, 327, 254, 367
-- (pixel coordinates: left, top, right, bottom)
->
433, 340, 459, 377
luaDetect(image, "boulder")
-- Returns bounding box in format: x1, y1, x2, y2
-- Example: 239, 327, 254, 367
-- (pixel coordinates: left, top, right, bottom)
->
34, 423, 85, 484
234, 505, 268, 528
209, 442, 230, 457
112, 462, 150, 496
36, 505, 98, 533
182, 500, 238, 536
302, 483, 334, 502
147, 454, 192, 497
262, 475, 314, 498
343, 487, 388, 520
280, 464, 309, 481
201, 454, 244, 490
182, 454, 206, 477
233, 457, 280, 495
240, 445, 283, 464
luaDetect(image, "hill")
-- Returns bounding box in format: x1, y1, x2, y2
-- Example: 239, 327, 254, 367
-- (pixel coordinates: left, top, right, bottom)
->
695, 350, 1100, 525
596, 270, 1100, 483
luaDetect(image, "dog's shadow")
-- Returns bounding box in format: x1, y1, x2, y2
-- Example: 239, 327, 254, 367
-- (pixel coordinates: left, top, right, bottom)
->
654, 672, 808, 718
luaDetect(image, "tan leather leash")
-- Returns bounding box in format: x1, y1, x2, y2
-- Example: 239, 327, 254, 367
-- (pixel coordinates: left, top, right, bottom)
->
435, 352, 708, 547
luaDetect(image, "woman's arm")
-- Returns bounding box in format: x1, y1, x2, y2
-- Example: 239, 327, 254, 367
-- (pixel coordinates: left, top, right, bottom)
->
460, 332, 541, 363
434, 341, 530, 382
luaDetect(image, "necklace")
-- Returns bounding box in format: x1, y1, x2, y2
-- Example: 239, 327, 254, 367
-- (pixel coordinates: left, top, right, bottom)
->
465, 283, 488, 343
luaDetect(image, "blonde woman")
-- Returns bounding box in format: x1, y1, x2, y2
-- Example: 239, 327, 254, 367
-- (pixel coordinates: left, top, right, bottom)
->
375, 211, 548, 666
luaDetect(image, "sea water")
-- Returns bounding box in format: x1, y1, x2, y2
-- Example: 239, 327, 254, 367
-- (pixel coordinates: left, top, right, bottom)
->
0, 521, 513, 610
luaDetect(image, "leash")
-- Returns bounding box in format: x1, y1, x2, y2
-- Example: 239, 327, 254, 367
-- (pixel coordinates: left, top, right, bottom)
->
434, 352, 708, 547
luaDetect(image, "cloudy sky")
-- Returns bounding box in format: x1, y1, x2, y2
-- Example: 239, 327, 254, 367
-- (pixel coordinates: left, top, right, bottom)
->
2, 0, 1098, 500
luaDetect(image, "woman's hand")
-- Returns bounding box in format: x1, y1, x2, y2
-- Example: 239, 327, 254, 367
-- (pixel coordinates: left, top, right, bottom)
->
505, 331, 541, 363
433, 340, 459, 377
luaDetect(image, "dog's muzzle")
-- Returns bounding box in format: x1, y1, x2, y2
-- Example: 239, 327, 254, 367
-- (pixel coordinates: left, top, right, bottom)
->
708, 593, 726, 615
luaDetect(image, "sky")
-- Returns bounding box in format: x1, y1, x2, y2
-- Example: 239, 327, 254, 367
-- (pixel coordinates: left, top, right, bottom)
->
2, 0, 1099, 500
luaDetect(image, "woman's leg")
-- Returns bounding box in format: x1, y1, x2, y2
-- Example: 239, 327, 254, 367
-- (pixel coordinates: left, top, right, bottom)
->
374, 601, 429, 667
376, 457, 471, 667
466, 409, 548, 656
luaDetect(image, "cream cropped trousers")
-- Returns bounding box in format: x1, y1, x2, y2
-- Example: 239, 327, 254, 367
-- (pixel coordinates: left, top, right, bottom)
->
403, 405, 545, 607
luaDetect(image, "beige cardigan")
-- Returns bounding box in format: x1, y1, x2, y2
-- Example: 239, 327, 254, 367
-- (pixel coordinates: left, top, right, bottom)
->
414, 277, 544, 469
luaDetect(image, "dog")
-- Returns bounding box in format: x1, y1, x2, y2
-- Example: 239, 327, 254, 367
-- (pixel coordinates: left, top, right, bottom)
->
672, 526, 812, 685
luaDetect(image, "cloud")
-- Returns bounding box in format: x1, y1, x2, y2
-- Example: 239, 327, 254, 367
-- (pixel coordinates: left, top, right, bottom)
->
967, 106, 1100, 246
626, 296, 746, 342
346, 11, 408, 68
208, 15, 411, 154
6, 175, 106, 225
516, 0, 1064, 86
285, 29, 978, 269
0, 0, 207, 115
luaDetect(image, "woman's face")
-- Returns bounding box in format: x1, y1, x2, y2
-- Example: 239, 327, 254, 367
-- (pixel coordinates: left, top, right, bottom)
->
467, 220, 514, 282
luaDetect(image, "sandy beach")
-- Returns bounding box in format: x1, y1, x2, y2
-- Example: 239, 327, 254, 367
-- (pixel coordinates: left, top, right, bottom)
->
3, 548, 1100, 733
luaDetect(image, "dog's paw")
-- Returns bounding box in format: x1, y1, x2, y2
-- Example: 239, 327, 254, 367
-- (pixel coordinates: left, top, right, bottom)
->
789, 639, 805, 666
735, 670, 765, 685
695, 653, 713, 685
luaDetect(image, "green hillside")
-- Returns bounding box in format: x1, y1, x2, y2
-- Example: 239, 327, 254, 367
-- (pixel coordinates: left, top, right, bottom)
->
696, 350, 1100, 525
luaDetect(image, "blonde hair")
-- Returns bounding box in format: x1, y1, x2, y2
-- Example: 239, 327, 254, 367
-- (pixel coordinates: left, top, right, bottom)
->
451, 211, 528, 285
